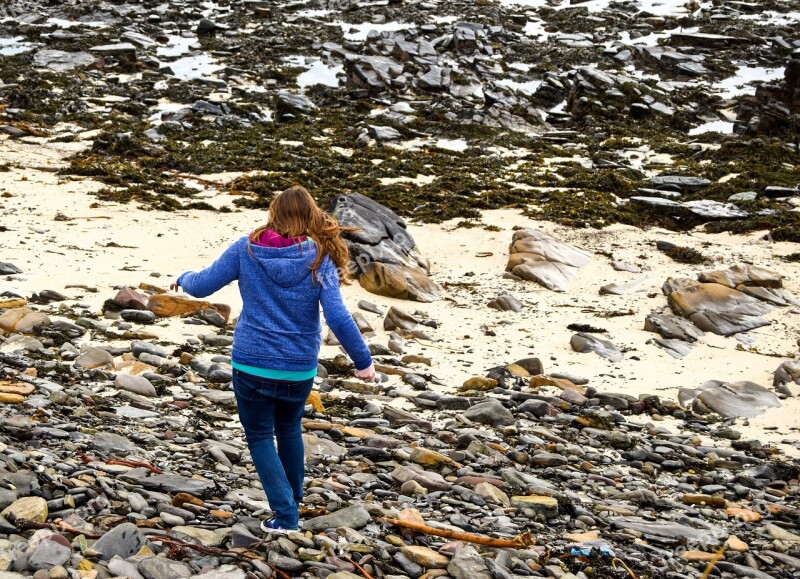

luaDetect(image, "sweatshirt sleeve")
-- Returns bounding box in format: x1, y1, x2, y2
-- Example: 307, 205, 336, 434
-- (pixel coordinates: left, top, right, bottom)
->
177, 238, 242, 298
318, 258, 373, 371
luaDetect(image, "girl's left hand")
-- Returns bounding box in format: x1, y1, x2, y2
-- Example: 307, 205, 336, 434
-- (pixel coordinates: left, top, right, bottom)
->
170, 279, 181, 292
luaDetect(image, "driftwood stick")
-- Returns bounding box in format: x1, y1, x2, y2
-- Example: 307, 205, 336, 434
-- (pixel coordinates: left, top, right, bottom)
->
16, 518, 102, 539
345, 555, 376, 579
379, 517, 534, 548
76, 451, 163, 474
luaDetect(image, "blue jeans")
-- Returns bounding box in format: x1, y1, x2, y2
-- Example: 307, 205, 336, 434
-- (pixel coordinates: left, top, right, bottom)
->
232, 368, 313, 528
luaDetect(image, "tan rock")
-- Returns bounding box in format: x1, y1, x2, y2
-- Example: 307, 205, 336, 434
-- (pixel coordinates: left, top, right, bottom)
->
0, 393, 25, 404
0, 298, 26, 310
172, 493, 204, 508
360, 262, 440, 303
507, 229, 591, 292
306, 391, 325, 413
147, 294, 230, 321
400, 480, 428, 496
681, 550, 720, 562
171, 526, 223, 547
409, 447, 459, 468
725, 535, 748, 552
767, 523, 800, 543
402, 355, 432, 366
0, 381, 35, 396
529, 375, 578, 390
564, 531, 599, 542
505, 363, 530, 377
698, 264, 783, 289
75, 347, 114, 370
473, 482, 510, 506
1, 496, 48, 522
396, 508, 426, 526
14, 312, 51, 334
0, 307, 32, 333
339, 426, 372, 439
460, 377, 497, 391
401, 545, 449, 569
510, 495, 559, 518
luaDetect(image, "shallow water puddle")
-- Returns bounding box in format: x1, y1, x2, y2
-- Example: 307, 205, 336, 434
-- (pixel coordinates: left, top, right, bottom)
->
297, 60, 344, 88
167, 53, 223, 80
157, 35, 199, 58
689, 120, 734, 136
45, 17, 109, 28
714, 65, 784, 99
0, 36, 36, 55
496, 78, 543, 95
337, 21, 416, 42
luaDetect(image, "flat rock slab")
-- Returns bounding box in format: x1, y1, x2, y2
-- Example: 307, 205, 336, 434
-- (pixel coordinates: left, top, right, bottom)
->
331, 194, 441, 302
303, 504, 371, 532
93, 432, 137, 453
698, 264, 783, 289
666, 277, 774, 336
506, 229, 591, 292
649, 175, 711, 193
644, 312, 704, 342
612, 516, 725, 544
137, 474, 215, 497
679, 380, 780, 418
600, 278, 645, 295
570, 333, 623, 362
33, 49, 95, 71
653, 338, 694, 359
92, 522, 146, 560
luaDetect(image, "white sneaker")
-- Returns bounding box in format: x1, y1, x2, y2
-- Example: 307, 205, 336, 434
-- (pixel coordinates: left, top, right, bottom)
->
260, 518, 299, 535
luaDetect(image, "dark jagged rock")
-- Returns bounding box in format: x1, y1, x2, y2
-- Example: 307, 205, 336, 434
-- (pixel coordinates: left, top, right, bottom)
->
331, 194, 440, 302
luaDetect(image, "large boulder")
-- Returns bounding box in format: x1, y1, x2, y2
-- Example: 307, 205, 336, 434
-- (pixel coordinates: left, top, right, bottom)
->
506, 229, 591, 292
773, 360, 800, 396
664, 279, 774, 336
679, 380, 781, 418
331, 194, 440, 302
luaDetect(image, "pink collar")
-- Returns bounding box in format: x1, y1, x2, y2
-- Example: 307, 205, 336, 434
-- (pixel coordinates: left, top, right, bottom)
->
253, 229, 307, 248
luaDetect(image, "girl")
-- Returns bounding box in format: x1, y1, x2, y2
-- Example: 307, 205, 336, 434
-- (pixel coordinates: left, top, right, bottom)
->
173, 186, 376, 533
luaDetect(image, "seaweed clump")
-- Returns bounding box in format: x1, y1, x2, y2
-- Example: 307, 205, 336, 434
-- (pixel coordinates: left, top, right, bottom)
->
664, 246, 708, 264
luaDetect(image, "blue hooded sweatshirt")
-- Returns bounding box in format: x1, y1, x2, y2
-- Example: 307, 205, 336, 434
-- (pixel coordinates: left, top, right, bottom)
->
177, 236, 373, 373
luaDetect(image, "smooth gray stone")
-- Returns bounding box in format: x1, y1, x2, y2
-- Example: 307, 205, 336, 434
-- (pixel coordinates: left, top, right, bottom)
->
93, 432, 137, 453
463, 399, 514, 426
114, 374, 156, 397
92, 522, 147, 560
447, 545, 492, 579
570, 333, 623, 362
303, 505, 371, 532
138, 556, 192, 579
611, 516, 725, 544
28, 539, 71, 570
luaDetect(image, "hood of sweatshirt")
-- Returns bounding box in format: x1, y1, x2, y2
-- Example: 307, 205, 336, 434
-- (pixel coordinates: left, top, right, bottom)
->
248, 239, 317, 288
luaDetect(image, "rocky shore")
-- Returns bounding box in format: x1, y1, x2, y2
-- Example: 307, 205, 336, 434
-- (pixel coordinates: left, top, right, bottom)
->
2, 0, 800, 578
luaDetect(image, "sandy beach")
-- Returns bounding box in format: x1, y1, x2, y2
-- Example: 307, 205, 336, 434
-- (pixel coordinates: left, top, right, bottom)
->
3, 134, 798, 454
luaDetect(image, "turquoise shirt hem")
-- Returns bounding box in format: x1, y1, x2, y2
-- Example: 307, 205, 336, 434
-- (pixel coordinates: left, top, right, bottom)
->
232, 360, 317, 381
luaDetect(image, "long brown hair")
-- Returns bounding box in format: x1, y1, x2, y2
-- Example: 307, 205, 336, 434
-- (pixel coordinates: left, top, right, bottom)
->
249, 186, 355, 285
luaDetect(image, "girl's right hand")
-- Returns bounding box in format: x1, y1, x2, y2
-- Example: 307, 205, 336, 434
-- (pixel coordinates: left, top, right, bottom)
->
354, 362, 376, 382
